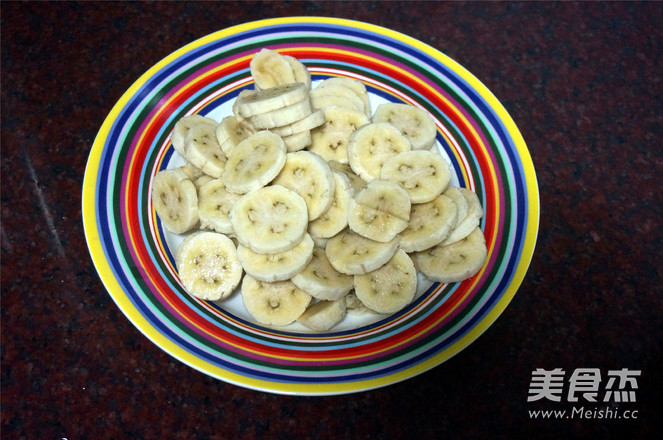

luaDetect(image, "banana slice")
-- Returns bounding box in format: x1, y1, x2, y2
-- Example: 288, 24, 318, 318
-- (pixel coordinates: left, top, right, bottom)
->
311, 235, 329, 250
178, 161, 204, 181
315, 77, 371, 116
372, 103, 437, 151
197, 178, 242, 234
270, 110, 325, 137
345, 292, 381, 316
297, 299, 347, 332
412, 227, 488, 283
237, 233, 314, 282
151, 169, 199, 234
440, 188, 484, 246
248, 99, 312, 129
380, 150, 452, 204
309, 106, 370, 163
271, 151, 336, 221
291, 247, 354, 301
311, 93, 364, 113
348, 179, 411, 243
325, 229, 400, 275
231, 89, 257, 117
354, 249, 417, 314
175, 231, 243, 301
241, 275, 312, 326
347, 122, 412, 182
399, 194, 458, 252
216, 115, 255, 156
193, 174, 214, 190
229, 185, 309, 254
233, 82, 309, 117
222, 130, 287, 194
311, 82, 367, 113
250, 48, 297, 90
284, 55, 312, 90
444, 186, 469, 229
183, 123, 227, 178
308, 171, 354, 239
328, 160, 367, 193
282, 130, 312, 152
170, 115, 218, 156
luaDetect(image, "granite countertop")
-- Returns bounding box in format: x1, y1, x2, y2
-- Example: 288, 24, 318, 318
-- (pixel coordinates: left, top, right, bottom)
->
1, 2, 661, 439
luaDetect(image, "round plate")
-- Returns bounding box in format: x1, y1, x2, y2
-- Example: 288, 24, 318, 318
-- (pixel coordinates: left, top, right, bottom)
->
82, 17, 539, 395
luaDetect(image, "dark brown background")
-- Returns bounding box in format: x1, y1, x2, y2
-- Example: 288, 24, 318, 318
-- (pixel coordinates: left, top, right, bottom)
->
1, 1, 661, 439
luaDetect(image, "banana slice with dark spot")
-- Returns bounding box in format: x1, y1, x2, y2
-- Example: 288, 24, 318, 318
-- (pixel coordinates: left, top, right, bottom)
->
348, 179, 411, 243
347, 122, 411, 182
380, 150, 452, 204
271, 150, 336, 221
354, 249, 417, 314
399, 194, 458, 253
222, 130, 287, 194
237, 233, 314, 282
291, 247, 353, 301
440, 188, 484, 246
175, 231, 243, 301
309, 107, 370, 164
412, 227, 488, 283
309, 171, 354, 239
151, 168, 199, 234
250, 48, 297, 90
183, 123, 227, 178
197, 178, 241, 234
241, 275, 312, 326
170, 115, 217, 156
216, 115, 255, 157
372, 102, 437, 151
229, 185, 308, 254
325, 228, 399, 275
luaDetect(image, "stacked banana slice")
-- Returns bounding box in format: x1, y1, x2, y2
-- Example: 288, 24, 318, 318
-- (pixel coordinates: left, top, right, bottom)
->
151, 48, 489, 332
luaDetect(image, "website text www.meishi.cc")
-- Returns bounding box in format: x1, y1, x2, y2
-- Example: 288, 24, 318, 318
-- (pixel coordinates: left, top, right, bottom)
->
529, 406, 639, 420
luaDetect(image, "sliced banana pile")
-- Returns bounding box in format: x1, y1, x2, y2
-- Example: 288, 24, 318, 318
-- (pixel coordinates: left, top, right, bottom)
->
151, 48, 489, 332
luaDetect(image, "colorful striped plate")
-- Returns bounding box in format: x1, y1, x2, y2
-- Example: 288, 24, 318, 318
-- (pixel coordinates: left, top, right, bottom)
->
82, 17, 539, 395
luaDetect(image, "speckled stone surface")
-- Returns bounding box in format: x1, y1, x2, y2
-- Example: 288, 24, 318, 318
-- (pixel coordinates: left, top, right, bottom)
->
1, 2, 661, 439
